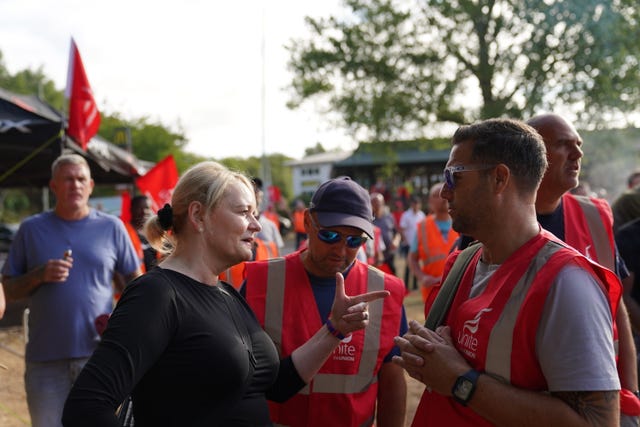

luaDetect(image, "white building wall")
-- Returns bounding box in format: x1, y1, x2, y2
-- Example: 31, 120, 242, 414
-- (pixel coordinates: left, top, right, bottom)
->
286, 151, 353, 200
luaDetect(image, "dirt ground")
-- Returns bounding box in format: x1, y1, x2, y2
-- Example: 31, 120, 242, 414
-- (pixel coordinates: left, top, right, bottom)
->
0, 292, 425, 427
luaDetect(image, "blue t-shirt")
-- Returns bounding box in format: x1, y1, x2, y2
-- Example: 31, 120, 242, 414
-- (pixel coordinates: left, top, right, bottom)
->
2, 209, 141, 361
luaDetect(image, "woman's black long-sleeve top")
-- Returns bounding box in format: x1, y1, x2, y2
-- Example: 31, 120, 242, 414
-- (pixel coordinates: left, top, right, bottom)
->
62, 268, 305, 427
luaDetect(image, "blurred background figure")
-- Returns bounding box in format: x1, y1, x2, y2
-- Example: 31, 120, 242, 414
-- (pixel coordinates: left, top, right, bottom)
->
612, 169, 640, 232
399, 194, 425, 291
370, 192, 401, 275
292, 199, 308, 250
252, 178, 284, 254
125, 195, 158, 272
408, 182, 458, 303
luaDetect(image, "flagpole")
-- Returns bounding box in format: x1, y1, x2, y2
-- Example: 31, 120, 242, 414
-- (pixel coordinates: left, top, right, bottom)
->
260, 5, 272, 210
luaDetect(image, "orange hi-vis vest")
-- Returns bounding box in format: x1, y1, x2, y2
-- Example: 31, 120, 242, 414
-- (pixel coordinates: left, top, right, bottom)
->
219, 263, 245, 290
219, 238, 278, 289
124, 222, 145, 273
560, 193, 639, 415
293, 210, 306, 233
416, 215, 459, 302
244, 251, 405, 427
263, 210, 281, 231
415, 230, 621, 426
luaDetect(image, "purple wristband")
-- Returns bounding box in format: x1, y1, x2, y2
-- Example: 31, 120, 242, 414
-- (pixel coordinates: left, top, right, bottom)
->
326, 318, 349, 341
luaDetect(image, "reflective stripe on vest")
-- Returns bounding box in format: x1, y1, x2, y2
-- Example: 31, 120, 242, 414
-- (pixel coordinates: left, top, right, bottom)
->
572, 196, 615, 270
484, 241, 563, 382
264, 259, 384, 394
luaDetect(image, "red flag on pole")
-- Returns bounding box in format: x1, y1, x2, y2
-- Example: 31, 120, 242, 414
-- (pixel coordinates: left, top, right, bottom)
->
66, 38, 100, 150
120, 189, 132, 223
135, 155, 179, 212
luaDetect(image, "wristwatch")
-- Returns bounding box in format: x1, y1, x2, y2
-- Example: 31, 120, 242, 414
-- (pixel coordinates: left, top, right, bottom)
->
451, 369, 481, 406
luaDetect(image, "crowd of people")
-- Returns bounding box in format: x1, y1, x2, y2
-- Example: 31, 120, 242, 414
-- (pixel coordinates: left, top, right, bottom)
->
0, 112, 639, 426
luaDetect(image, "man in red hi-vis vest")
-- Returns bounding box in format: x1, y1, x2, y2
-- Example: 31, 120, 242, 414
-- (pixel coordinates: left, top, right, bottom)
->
528, 113, 640, 425
408, 182, 459, 303
243, 176, 408, 427
396, 119, 621, 426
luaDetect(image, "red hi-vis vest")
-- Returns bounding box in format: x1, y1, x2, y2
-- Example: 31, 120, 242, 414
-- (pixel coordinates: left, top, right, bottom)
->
560, 193, 640, 415
562, 193, 616, 270
416, 215, 459, 301
244, 251, 405, 427
366, 225, 382, 265
219, 238, 278, 289
415, 230, 621, 426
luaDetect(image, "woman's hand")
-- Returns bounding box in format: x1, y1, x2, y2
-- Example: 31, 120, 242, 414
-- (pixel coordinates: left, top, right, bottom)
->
328, 272, 390, 336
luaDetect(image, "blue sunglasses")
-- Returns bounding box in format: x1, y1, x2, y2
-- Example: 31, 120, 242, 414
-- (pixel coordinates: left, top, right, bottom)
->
443, 164, 496, 189
309, 215, 368, 249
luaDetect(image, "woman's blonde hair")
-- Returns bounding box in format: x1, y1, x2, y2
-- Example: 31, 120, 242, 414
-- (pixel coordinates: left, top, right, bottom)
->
145, 161, 254, 256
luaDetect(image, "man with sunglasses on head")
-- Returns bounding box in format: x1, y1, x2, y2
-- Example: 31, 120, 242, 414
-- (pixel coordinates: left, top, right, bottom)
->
527, 113, 640, 426
243, 176, 408, 427
395, 118, 622, 426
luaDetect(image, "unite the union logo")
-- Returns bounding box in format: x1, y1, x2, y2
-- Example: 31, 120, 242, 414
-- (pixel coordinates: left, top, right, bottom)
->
457, 308, 493, 358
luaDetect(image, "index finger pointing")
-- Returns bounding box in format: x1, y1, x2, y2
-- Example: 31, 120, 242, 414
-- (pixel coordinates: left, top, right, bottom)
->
350, 290, 390, 304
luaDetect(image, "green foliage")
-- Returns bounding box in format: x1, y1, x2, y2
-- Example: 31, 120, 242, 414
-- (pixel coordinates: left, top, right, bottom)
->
287, 0, 640, 139
219, 155, 294, 203
0, 51, 65, 110
98, 112, 203, 173
304, 143, 327, 156
0, 188, 43, 223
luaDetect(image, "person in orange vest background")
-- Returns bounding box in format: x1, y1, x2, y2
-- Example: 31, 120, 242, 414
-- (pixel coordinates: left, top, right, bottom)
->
125, 195, 159, 272
115, 195, 159, 301
408, 182, 459, 302
292, 199, 307, 249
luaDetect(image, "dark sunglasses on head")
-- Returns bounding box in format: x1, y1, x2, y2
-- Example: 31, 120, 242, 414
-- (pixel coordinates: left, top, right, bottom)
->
443, 164, 496, 189
309, 215, 368, 249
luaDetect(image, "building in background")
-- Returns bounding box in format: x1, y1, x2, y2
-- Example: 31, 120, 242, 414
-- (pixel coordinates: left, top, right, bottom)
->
285, 150, 352, 200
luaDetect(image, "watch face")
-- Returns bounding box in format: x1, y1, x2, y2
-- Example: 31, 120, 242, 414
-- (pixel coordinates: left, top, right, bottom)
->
458, 379, 473, 397
452, 370, 479, 405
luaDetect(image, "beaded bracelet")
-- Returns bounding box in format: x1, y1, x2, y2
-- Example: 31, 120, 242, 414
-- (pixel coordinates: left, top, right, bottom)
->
326, 318, 350, 341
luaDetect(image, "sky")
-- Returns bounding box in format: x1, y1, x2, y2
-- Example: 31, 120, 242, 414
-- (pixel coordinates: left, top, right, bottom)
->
0, 0, 356, 160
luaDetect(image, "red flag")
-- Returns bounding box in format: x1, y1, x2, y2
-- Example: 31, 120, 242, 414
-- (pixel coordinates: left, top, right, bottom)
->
66, 38, 100, 150
120, 190, 132, 223
135, 155, 179, 212
268, 185, 282, 203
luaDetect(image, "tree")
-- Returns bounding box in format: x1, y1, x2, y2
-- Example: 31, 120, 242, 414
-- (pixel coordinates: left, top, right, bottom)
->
0, 52, 65, 111
220, 155, 293, 204
304, 143, 327, 156
287, 0, 640, 141
98, 113, 201, 172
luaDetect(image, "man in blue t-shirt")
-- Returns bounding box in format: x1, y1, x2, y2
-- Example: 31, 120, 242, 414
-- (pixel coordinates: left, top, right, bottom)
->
2, 154, 142, 427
